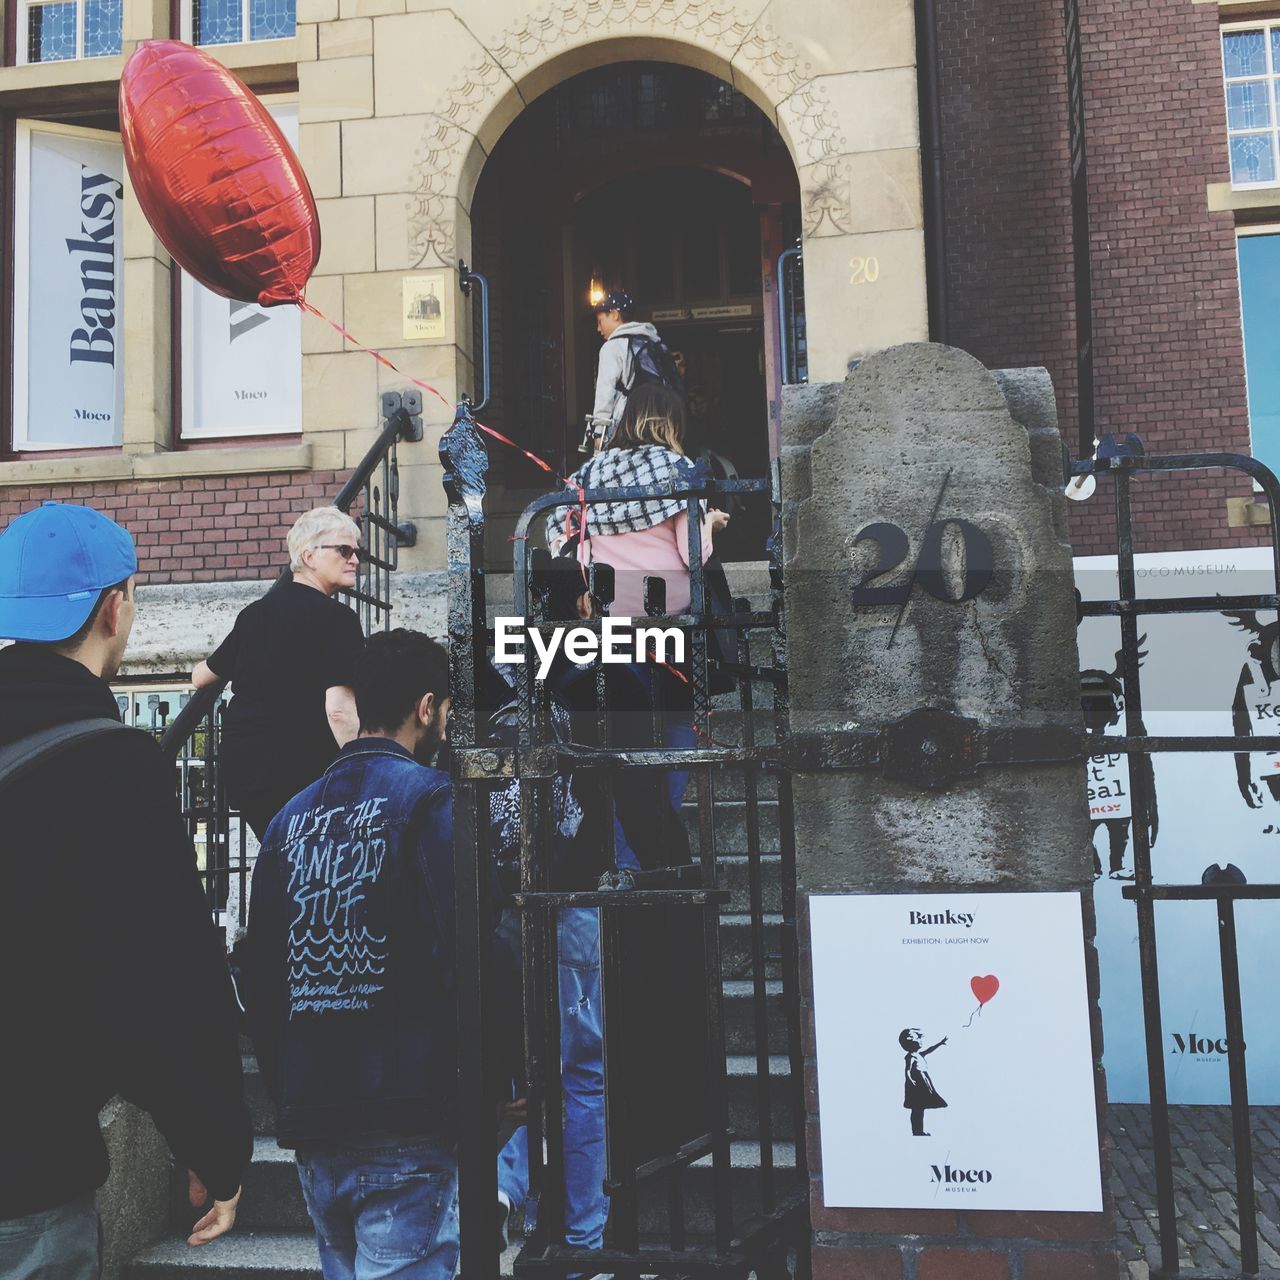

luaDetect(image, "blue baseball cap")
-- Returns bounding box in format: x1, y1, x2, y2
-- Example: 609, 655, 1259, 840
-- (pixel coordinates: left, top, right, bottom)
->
0, 502, 138, 642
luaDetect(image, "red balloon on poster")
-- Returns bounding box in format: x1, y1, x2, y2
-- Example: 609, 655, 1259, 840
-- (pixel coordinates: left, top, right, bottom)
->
119, 40, 320, 307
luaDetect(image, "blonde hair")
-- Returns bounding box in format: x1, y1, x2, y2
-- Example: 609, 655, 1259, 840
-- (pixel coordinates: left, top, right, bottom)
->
287, 506, 361, 572
608, 383, 686, 455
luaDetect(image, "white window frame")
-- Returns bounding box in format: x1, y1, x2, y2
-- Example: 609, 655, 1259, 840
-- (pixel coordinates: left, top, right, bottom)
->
12, 119, 125, 453
178, 98, 302, 441
1222, 20, 1280, 189
17, 0, 119, 65
179, 0, 295, 46
1235, 223, 1280, 489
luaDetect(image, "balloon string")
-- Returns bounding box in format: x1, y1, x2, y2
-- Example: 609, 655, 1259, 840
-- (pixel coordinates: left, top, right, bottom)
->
963, 1003, 983, 1030
295, 298, 590, 565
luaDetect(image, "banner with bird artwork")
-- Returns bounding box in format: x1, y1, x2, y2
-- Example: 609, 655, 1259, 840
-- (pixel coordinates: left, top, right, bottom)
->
810, 892, 1103, 1212
1077, 545, 1280, 1105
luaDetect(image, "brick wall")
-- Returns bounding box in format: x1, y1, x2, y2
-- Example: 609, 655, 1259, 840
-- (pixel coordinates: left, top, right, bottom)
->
0, 470, 350, 585
938, 0, 1265, 558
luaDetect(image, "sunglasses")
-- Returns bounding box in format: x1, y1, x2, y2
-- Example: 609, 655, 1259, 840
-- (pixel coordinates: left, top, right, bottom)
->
318, 543, 363, 562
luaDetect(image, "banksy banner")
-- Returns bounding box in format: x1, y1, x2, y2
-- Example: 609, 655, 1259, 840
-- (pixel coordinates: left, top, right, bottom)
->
811, 891, 1103, 1212
1079, 546, 1280, 1104
14, 123, 125, 450
180, 104, 301, 439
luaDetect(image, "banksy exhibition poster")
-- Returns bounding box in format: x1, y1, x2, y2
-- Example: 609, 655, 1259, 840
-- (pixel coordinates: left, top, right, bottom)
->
1078, 545, 1280, 1105
810, 891, 1102, 1212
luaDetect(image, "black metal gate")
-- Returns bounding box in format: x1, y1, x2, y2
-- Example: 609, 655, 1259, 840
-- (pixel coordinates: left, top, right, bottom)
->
440, 402, 809, 1278
1072, 443, 1280, 1277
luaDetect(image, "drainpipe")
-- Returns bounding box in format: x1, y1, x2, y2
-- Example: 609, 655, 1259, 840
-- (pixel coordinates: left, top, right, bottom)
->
915, 0, 948, 344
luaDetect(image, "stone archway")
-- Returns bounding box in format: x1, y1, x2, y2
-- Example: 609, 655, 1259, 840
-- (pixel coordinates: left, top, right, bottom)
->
377, 0, 928, 383
296, 0, 927, 562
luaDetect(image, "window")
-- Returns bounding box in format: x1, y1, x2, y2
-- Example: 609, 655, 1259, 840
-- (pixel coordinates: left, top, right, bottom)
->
1237, 229, 1280, 476
20, 0, 121, 63
1222, 23, 1280, 186
178, 103, 302, 440
183, 0, 295, 45
12, 121, 125, 451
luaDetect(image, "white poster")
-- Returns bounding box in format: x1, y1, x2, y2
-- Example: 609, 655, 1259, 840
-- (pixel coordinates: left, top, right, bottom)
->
811, 891, 1103, 1212
13, 122, 125, 450
1079, 546, 1280, 1105
180, 103, 301, 439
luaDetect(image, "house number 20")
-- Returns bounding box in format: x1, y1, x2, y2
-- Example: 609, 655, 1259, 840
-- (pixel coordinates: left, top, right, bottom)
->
850, 256, 880, 284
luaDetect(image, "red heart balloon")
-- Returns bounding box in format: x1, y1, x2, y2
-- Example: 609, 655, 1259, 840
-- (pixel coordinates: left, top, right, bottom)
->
971, 974, 999, 1006
119, 40, 320, 307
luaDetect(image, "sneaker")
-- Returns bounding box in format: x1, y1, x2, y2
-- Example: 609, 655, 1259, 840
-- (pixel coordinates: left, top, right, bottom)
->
1108, 868, 1135, 882
497, 1190, 511, 1252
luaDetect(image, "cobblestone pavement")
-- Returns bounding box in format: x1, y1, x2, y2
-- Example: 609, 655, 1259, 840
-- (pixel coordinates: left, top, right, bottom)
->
1109, 1104, 1280, 1278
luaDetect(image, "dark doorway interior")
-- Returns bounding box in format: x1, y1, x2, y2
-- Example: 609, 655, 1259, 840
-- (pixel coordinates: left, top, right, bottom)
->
470, 61, 801, 567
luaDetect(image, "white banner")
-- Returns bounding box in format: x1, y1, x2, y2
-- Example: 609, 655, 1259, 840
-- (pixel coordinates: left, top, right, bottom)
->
14, 123, 124, 450
811, 892, 1103, 1212
180, 104, 301, 439
1079, 546, 1280, 1105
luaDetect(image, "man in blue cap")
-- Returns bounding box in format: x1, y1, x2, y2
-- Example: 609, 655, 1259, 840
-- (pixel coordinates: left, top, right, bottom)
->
0, 503, 252, 1279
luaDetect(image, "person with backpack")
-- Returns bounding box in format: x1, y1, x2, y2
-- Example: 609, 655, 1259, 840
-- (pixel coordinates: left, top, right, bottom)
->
0, 503, 252, 1279
587, 289, 684, 450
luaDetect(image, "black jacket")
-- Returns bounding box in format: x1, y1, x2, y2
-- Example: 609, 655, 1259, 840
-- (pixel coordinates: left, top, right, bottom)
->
0, 645, 252, 1219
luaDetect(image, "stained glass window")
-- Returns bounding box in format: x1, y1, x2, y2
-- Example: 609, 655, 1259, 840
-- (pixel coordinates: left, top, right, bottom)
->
1223, 24, 1280, 186
191, 0, 294, 45
24, 0, 119, 63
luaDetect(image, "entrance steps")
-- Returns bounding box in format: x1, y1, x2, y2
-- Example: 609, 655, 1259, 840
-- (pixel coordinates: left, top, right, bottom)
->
126, 707, 795, 1278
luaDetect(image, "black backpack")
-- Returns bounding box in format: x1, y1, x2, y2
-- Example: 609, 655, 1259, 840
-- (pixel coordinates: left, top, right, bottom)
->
0, 718, 137, 794
617, 334, 686, 401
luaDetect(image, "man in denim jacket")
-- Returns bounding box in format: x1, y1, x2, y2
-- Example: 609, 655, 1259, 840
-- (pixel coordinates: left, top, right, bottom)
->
238, 628, 497, 1279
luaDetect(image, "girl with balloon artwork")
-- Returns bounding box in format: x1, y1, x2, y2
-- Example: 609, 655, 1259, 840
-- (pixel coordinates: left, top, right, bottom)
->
899, 1027, 948, 1137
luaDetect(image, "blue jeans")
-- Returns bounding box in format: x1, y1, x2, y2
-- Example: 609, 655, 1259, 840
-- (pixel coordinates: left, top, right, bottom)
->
296, 1133, 459, 1280
497, 907, 607, 1252
0, 1194, 99, 1280
614, 715, 695, 871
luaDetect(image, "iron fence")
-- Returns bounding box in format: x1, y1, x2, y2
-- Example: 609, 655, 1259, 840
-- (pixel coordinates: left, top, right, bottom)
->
1073, 444, 1280, 1277
440, 401, 809, 1278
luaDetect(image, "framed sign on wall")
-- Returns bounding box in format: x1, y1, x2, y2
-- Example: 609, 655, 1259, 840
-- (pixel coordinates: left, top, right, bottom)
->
13, 121, 126, 451
810, 891, 1103, 1212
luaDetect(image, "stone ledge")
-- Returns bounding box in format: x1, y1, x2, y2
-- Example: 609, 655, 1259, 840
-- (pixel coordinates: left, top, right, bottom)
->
0, 442, 312, 488
121, 569, 447, 674
1207, 181, 1280, 213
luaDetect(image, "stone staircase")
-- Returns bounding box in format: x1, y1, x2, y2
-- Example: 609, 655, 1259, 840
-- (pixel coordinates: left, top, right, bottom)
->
124, 709, 798, 1279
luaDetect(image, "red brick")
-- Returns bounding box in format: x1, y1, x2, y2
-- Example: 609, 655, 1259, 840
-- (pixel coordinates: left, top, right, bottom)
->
917, 1248, 1010, 1280
813, 1244, 900, 1279
1022, 1249, 1120, 1280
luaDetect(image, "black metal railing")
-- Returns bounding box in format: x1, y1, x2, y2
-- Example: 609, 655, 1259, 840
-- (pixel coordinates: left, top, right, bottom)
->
441, 400, 809, 1278
156, 390, 424, 926
1073, 445, 1280, 1277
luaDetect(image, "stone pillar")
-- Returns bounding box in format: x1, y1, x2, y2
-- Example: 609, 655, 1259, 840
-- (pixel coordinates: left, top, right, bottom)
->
782, 344, 1119, 1278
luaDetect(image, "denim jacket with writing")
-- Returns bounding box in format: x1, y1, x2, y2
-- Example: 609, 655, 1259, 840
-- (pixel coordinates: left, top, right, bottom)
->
236, 738, 458, 1146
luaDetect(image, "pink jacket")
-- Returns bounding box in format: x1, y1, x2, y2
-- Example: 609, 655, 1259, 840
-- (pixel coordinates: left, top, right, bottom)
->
580, 513, 716, 618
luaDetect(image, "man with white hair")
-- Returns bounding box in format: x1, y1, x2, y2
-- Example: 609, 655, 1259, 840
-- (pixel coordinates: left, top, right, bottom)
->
193, 505, 365, 839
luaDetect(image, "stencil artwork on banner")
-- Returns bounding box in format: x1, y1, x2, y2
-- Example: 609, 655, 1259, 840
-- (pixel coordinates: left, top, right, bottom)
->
1083, 638, 1156, 883
283, 796, 391, 1019
1226, 609, 1280, 832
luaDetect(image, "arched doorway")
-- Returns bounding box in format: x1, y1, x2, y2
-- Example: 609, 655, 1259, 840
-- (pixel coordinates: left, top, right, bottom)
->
469, 60, 804, 565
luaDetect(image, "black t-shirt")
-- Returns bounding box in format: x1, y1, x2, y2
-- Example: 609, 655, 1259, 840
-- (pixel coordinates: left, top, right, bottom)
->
208, 581, 365, 787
